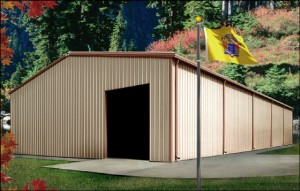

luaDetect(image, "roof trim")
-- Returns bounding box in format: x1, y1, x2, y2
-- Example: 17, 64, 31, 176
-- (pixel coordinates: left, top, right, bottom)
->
9, 51, 293, 110
68, 51, 176, 58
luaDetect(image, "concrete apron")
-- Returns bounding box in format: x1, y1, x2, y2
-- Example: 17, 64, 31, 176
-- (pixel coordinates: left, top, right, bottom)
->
45, 149, 299, 178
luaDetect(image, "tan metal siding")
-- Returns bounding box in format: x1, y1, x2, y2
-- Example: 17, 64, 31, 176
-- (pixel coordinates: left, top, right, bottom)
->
177, 64, 197, 160
224, 84, 252, 154
253, 96, 272, 149
169, 60, 176, 162
201, 73, 224, 157
11, 56, 170, 161
284, 109, 293, 145
177, 64, 223, 160
272, 104, 284, 147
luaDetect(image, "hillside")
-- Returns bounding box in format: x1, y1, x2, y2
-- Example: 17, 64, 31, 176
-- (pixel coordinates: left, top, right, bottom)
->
147, 7, 299, 117
1, 1, 299, 117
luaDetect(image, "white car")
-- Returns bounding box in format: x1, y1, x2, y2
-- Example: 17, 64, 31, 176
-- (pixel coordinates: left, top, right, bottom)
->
1, 115, 10, 131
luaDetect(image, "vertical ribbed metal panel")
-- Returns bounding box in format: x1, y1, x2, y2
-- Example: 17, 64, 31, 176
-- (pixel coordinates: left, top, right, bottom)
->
177, 64, 223, 160
177, 64, 197, 160
272, 104, 284, 147
253, 96, 271, 149
11, 56, 170, 161
201, 73, 223, 157
169, 60, 176, 162
201, 74, 223, 157
283, 109, 293, 145
224, 84, 252, 154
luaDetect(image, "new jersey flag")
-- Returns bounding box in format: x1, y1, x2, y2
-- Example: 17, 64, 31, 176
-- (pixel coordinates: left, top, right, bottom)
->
204, 27, 258, 64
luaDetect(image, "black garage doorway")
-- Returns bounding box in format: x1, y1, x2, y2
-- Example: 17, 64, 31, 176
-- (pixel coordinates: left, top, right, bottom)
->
106, 84, 149, 160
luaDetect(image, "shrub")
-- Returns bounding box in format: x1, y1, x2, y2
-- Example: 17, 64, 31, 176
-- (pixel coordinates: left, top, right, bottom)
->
251, 7, 299, 38
146, 29, 204, 55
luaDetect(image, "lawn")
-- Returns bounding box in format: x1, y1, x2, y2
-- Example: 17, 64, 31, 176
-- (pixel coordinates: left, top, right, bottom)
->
1, 158, 299, 190
260, 140, 299, 155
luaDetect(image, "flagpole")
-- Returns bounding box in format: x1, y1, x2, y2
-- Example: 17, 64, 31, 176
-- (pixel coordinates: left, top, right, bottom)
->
196, 16, 202, 191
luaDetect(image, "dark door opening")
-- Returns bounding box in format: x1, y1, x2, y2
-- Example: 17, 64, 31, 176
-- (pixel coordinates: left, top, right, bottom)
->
106, 84, 149, 160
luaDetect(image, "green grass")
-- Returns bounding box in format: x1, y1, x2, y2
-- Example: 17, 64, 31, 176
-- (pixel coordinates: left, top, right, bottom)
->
260, 140, 299, 155
1, 158, 299, 190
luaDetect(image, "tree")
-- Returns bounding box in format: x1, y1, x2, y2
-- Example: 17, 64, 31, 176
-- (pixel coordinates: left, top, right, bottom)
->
252, 65, 299, 117
1, 2, 58, 189
5, 63, 27, 89
147, 0, 188, 39
218, 63, 248, 85
1, 1, 58, 65
184, 1, 222, 29
109, 5, 127, 51
21, 0, 124, 81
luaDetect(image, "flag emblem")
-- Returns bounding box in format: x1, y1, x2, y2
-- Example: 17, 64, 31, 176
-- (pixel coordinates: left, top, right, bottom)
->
222, 34, 240, 58
204, 27, 258, 64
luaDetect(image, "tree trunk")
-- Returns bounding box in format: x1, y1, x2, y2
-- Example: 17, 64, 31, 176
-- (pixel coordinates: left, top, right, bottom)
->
270, 0, 274, 10
228, 0, 232, 17
222, 0, 228, 20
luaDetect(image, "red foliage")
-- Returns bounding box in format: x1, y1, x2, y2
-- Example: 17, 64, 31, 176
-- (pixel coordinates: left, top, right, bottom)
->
252, 7, 299, 32
21, 178, 54, 191
1, 172, 12, 184
1, 133, 56, 190
146, 29, 204, 55
205, 61, 224, 71
1, 0, 58, 65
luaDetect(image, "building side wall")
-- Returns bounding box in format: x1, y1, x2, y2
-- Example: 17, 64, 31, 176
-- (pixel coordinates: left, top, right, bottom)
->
177, 64, 197, 160
284, 108, 293, 145
11, 56, 170, 161
201, 73, 224, 157
224, 84, 253, 154
253, 96, 272, 150
272, 104, 284, 147
177, 64, 223, 160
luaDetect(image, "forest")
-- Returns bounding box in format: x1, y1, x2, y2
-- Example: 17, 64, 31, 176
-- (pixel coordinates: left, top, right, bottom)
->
1, 0, 299, 117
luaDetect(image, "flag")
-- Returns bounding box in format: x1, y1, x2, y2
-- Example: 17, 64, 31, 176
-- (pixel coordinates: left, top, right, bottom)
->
204, 27, 258, 64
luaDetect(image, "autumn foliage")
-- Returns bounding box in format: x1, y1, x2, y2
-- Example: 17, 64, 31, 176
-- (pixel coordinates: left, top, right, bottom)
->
146, 29, 204, 55
1, 132, 56, 191
1, 0, 58, 65
1, 1, 57, 190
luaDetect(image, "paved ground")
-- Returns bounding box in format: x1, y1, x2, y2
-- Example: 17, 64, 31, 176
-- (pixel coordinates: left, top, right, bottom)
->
41, 145, 300, 178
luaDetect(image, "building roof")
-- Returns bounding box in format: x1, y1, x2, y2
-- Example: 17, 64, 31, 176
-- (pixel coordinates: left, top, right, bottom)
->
9, 51, 293, 110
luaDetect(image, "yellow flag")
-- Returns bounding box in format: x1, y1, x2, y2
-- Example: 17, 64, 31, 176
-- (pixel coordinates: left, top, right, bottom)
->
204, 27, 258, 64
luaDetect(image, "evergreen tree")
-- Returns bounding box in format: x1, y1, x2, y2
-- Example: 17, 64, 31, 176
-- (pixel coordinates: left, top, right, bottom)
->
22, 0, 124, 81
147, 0, 188, 39
218, 64, 248, 85
184, 1, 223, 29
5, 63, 27, 89
109, 5, 127, 51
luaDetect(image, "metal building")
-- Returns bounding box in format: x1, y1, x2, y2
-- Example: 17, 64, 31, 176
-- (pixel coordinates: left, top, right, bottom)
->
10, 52, 293, 162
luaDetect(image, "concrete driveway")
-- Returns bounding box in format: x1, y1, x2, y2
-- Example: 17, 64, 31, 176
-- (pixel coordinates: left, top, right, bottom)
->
45, 146, 299, 178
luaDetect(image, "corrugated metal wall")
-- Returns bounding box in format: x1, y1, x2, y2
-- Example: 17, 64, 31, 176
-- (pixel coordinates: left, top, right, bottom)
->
253, 96, 272, 150
11, 56, 171, 161
11, 54, 293, 161
284, 108, 293, 145
177, 64, 223, 160
200, 73, 224, 157
272, 104, 284, 147
224, 84, 253, 154
177, 64, 197, 160
176, 61, 292, 160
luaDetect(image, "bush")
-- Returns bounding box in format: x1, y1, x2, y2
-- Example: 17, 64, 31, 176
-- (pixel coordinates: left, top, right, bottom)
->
218, 64, 248, 85
251, 7, 299, 38
245, 36, 264, 49
146, 29, 205, 55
